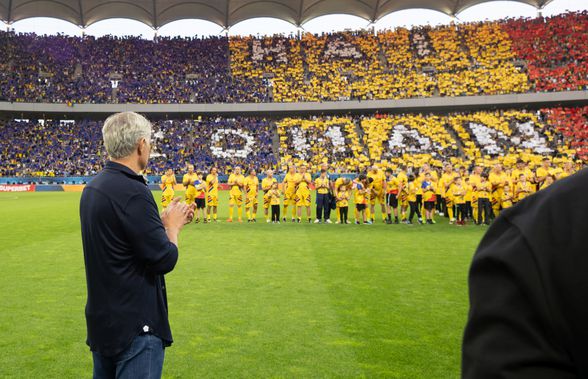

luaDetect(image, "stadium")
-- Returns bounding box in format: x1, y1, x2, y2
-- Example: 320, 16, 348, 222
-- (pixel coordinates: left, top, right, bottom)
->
1, 0, 587, 377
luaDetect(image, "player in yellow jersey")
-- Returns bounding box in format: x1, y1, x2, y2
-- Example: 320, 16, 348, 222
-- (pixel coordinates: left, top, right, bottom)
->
384, 168, 400, 224
205, 167, 219, 222
511, 160, 532, 200
160, 168, 176, 209
515, 174, 534, 202
367, 166, 387, 223
469, 166, 482, 223
296, 165, 312, 223
261, 169, 278, 223
418, 164, 438, 217
440, 163, 457, 221
243, 168, 260, 222
227, 166, 245, 222
489, 164, 508, 216
182, 164, 198, 206
477, 173, 493, 225
282, 166, 298, 222
501, 184, 513, 210
421, 172, 436, 224
451, 177, 466, 226
406, 174, 422, 224
535, 157, 552, 191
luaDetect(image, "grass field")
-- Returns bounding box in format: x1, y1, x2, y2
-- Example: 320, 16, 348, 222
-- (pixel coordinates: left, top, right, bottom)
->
0, 191, 487, 378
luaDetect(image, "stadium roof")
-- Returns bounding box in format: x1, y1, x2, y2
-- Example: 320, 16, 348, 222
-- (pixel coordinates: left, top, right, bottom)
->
0, 0, 554, 29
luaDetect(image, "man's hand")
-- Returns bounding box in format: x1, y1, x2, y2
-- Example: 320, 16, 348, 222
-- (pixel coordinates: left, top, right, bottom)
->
161, 198, 195, 245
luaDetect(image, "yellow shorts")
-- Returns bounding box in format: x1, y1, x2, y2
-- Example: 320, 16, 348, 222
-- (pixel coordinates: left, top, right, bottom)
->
263, 193, 271, 209
161, 194, 173, 208
207, 193, 218, 207
185, 192, 196, 205
296, 190, 311, 207
284, 189, 296, 206
245, 195, 258, 208
370, 189, 385, 205
229, 191, 243, 206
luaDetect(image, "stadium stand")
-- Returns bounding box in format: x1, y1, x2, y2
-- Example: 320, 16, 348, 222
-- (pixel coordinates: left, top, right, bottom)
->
503, 11, 588, 93
1, 11, 586, 104
1, 108, 584, 178
542, 106, 588, 160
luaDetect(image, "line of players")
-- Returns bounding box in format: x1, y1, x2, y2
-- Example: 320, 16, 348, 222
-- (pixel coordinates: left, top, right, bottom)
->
160, 158, 577, 225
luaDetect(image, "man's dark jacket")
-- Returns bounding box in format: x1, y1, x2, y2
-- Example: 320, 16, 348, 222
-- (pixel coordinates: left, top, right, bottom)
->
80, 161, 178, 357
463, 168, 587, 378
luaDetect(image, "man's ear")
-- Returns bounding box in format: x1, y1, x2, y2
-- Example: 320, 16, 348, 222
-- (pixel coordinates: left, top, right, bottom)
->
138, 138, 147, 156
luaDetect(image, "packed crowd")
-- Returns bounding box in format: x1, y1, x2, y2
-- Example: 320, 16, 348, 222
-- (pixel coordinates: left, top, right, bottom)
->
503, 11, 588, 92
3, 107, 584, 178
0, 117, 276, 177
0, 119, 105, 176
0, 34, 264, 104
148, 117, 276, 175
1, 11, 586, 104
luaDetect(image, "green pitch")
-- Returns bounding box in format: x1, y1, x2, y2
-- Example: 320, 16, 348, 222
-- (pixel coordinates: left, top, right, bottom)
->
0, 191, 486, 378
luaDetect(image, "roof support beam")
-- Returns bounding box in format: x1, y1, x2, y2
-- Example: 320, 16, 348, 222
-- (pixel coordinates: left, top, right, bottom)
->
152, 0, 157, 29
371, 0, 381, 22
297, 0, 304, 26
225, 0, 230, 29
78, 0, 85, 26
7, 0, 12, 23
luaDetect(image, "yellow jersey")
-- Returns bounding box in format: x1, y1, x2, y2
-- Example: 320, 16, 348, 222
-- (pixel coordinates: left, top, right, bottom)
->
440, 172, 456, 196
297, 173, 311, 191
502, 192, 513, 208
337, 189, 350, 207
477, 181, 491, 199
206, 174, 219, 195
559, 169, 574, 180
283, 173, 298, 193
314, 177, 330, 194
354, 182, 368, 205
244, 176, 259, 198
261, 177, 277, 193
516, 181, 533, 201
407, 182, 417, 202
451, 183, 466, 204
367, 170, 386, 191
161, 174, 175, 195
386, 176, 399, 194
334, 177, 346, 194
268, 189, 281, 205
228, 174, 245, 193
489, 172, 508, 193
183, 173, 198, 196
511, 168, 532, 184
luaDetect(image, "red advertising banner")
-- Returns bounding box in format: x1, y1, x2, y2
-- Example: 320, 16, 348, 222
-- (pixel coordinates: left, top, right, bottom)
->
0, 184, 36, 192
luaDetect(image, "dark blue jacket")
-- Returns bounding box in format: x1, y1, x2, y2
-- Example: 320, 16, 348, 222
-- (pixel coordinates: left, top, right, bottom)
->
80, 161, 178, 357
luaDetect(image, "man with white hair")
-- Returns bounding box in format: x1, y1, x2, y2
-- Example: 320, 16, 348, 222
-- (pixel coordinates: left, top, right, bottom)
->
80, 112, 194, 379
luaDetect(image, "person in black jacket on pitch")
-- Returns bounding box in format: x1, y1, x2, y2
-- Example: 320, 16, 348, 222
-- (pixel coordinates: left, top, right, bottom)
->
80, 112, 195, 379
463, 168, 586, 378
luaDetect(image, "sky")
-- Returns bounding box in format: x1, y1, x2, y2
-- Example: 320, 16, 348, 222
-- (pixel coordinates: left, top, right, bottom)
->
1, 0, 587, 38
